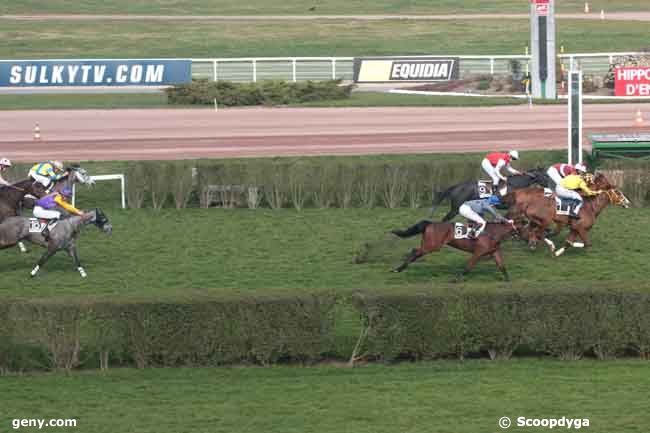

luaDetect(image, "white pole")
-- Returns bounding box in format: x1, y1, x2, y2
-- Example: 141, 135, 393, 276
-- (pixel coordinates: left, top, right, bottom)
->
121, 175, 126, 209
332, 58, 336, 79
253, 59, 257, 82
213, 60, 218, 82
72, 183, 76, 207
292, 59, 297, 82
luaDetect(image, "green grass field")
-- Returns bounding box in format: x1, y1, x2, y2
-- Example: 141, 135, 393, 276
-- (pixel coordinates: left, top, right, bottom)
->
0, 19, 647, 59
1, 360, 648, 433
0, 206, 647, 299
1, 0, 648, 15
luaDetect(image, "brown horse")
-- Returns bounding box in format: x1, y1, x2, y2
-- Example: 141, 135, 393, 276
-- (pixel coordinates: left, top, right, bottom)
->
503, 173, 630, 256
391, 220, 517, 281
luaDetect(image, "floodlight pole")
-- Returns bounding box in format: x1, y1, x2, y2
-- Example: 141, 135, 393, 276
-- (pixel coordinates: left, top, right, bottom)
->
567, 70, 583, 165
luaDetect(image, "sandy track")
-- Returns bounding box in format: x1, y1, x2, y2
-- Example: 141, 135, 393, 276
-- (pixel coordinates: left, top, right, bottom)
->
1, 105, 649, 161
2, 13, 650, 21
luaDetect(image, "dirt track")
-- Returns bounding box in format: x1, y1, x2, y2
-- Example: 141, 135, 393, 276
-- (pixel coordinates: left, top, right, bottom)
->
1, 104, 649, 161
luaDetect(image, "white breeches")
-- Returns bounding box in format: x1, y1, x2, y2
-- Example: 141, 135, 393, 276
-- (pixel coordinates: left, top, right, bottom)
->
459, 204, 486, 226
29, 172, 52, 187
33, 206, 61, 220
481, 159, 501, 186
555, 186, 582, 203
546, 167, 563, 187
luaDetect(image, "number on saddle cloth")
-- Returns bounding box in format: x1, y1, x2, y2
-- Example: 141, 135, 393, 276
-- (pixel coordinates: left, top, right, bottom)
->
28, 218, 57, 234
554, 196, 576, 216
454, 222, 473, 240
477, 181, 493, 198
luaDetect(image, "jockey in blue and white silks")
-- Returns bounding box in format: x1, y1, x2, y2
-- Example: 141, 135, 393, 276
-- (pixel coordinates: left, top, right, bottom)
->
459, 195, 510, 238
29, 160, 67, 190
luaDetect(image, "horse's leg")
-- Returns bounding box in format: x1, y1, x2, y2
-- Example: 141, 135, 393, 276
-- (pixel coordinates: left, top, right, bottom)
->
17, 241, 27, 253
493, 249, 510, 282
555, 230, 579, 257
392, 248, 423, 273
66, 242, 87, 278
455, 249, 483, 281
30, 246, 58, 277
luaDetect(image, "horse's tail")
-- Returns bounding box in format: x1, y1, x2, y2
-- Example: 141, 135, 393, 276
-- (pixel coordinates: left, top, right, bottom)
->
429, 185, 454, 217
391, 220, 431, 239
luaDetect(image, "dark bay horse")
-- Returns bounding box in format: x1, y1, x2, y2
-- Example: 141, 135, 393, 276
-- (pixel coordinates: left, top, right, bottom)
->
504, 173, 630, 255
430, 169, 552, 222
0, 179, 46, 222
391, 220, 517, 281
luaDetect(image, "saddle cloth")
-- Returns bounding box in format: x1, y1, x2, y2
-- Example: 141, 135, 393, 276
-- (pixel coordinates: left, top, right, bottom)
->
28, 218, 57, 234
454, 222, 474, 240
477, 180, 493, 198
554, 196, 576, 216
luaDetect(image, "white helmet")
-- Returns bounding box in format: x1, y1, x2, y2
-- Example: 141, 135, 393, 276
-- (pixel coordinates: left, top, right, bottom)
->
574, 163, 587, 173
0, 158, 11, 167
50, 160, 64, 171
509, 150, 520, 160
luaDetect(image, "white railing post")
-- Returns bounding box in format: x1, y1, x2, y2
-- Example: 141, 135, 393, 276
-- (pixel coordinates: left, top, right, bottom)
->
292, 59, 297, 82
332, 58, 336, 79
121, 175, 126, 209
490, 57, 495, 75
253, 59, 257, 82
213, 60, 218, 82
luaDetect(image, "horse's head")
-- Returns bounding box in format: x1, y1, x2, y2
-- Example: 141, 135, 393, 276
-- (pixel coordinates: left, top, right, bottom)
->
67, 165, 95, 186
606, 189, 631, 208
90, 208, 112, 235
590, 172, 613, 190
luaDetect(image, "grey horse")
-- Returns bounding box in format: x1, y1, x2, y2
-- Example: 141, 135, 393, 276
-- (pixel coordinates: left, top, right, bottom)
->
0, 208, 112, 278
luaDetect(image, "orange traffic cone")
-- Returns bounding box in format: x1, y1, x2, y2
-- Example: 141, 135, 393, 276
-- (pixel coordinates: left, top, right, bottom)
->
33, 123, 41, 140
635, 109, 644, 126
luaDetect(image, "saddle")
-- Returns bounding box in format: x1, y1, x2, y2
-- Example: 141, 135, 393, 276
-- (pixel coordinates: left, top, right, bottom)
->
28, 218, 57, 234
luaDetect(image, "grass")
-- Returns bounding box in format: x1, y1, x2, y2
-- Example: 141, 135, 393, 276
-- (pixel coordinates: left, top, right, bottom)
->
1, 19, 648, 59
1, 0, 649, 15
0, 93, 170, 110
0, 205, 648, 299
0, 360, 648, 433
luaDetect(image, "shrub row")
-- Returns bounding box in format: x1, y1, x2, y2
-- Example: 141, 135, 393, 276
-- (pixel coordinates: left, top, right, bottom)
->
124, 155, 563, 210
1, 289, 650, 372
165, 79, 353, 106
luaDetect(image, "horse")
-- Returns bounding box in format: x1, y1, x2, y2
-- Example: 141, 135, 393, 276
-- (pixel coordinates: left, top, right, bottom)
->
0, 179, 47, 221
0, 208, 112, 278
429, 168, 552, 222
390, 220, 518, 281
504, 173, 631, 255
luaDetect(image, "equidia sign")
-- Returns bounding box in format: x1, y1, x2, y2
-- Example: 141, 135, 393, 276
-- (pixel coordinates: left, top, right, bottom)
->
0, 59, 192, 87
354, 57, 460, 83
615, 67, 650, 97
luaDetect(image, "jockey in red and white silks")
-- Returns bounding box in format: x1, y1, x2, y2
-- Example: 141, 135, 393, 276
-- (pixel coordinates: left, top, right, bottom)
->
481, 150, 522, 188
546, 162, 587, 188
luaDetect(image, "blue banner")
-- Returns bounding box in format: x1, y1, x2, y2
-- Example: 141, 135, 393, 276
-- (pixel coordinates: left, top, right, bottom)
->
0, 60, 192, 87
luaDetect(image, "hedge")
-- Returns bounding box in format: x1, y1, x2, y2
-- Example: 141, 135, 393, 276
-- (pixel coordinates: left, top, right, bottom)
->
2, 289, 650, 372
120, 154, 569, 211
165, 79, 353, 106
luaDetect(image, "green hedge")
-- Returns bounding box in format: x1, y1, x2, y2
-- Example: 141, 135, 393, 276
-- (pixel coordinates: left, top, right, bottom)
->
2, 289, 650, 372
121, 154, 563, 210
165, 79, 353, 106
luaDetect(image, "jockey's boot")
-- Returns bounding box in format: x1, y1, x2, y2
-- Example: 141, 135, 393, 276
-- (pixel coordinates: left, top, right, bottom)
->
570, 202, 582, 219
41, 226, 51, 241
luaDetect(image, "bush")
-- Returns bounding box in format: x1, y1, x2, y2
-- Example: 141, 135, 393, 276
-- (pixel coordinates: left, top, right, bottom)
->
166, 79, 353, 107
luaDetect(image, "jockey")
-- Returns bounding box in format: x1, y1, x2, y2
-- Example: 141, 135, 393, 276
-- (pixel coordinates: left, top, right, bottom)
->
0, 157, 11, 186
28, 160, 68, 191
33, 187, 84, 240
481, 150, 522, 189
556, 174, 602, 219
547, 162, 587, 188
459, 195, 511, 238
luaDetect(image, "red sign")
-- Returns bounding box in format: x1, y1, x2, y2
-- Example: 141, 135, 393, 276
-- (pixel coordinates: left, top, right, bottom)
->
615, 67, 650, 97
531, 0, 550, 16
